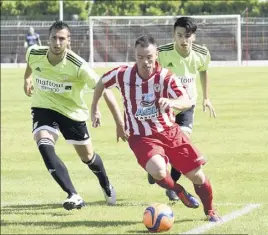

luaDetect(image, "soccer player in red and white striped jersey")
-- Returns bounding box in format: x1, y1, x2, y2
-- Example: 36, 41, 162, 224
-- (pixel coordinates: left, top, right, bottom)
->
101, 63, 187, 136
91, 35, 221, 222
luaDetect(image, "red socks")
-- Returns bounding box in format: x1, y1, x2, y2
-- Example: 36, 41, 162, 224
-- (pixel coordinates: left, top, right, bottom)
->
155, 171, 184, 193
194, 177, 213, 212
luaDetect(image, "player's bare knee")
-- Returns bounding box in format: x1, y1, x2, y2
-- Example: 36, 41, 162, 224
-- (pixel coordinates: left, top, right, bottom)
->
185, 167, 205, 184
34, 130, 57, 143
79, 152, 94, 163
73, 143, 94, 162
145, 155, 167, 180
151, 169, 167, 180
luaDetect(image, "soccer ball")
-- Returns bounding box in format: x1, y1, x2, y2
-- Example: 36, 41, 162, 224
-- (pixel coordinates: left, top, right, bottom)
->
143, 203, 174, 233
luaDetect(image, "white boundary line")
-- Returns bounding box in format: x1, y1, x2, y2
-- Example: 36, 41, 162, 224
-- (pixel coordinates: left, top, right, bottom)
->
181, 203, 261, 234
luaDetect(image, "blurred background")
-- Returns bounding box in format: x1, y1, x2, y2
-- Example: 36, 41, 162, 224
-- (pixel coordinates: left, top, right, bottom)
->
1, 0, 267, 65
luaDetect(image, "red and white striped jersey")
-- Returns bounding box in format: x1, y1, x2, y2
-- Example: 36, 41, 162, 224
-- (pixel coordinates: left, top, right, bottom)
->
102, 63, 186, 136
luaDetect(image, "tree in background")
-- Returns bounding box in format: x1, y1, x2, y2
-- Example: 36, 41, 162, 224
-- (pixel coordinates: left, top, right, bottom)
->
1, 0, 267, 20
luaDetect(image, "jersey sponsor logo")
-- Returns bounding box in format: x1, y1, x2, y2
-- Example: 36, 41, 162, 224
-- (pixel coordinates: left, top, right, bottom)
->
140, 93, 155, 107
177, 76, 194, 84
65, 86, 72, 90
36, 77, 73, 93
135, 106, 159, 121
135, 93, 159, 121
177, 76, 194, 99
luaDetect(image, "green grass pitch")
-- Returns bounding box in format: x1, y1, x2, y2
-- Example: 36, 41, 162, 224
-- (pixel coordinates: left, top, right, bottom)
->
1, 66, 268, 234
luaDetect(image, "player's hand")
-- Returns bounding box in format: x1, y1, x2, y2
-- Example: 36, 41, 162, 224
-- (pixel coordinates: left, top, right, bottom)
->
159, 98, 173, 110
91, 109, 101, 128
203, 98, 216, 118
24, 78, 34, 97
116, 123, 129, 142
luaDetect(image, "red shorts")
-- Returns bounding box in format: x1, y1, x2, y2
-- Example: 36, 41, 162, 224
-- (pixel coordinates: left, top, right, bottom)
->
128, 125, 206, 174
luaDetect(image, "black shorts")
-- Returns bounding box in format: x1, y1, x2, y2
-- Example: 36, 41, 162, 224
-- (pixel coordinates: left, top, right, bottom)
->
175, 105, 195, 134
31, 107, 90, 145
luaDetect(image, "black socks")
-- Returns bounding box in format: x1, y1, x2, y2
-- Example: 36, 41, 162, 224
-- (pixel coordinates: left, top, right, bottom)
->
83, 152, 110, 193
37, 138, 77, 196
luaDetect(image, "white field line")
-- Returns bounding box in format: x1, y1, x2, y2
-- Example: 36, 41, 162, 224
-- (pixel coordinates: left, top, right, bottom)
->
181, 203, 261, 234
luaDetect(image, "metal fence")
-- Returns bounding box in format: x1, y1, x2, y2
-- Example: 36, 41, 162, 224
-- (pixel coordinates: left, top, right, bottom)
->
1, 17, 268, 63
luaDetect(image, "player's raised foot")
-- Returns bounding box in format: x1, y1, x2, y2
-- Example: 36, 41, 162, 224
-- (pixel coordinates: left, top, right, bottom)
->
177, 189, 199, 209
62, 194, 85, 210
166, 189, 180, 201
206, 210, 221, 222
147, 173, 156, 185
102, 183, 116, 206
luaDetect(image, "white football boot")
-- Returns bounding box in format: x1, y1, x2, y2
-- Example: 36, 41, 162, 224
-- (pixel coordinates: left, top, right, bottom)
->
102, 184, 116, 206
62, 194, 85, 210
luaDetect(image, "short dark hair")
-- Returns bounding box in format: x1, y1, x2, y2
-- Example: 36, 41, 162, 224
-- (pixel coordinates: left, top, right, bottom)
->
135, 35, 157, 48
174, 17, 197, 34
49, 21, 71, 35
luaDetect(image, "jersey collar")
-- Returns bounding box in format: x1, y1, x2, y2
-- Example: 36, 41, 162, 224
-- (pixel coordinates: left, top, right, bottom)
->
46, 49, 67, 67
174, 42, 192, 59
134, 61, 161, 80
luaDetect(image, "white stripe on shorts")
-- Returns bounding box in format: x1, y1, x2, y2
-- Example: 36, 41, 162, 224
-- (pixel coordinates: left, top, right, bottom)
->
66, 139, 91, 145
32, 125, 60, 137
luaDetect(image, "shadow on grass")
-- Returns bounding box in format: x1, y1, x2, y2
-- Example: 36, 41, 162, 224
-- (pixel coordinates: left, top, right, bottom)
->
1, 199, 152, 213
127, 218, 202, 234
1, 219, 140, 228
1, 199, 148, 216
127, 230, 150, 234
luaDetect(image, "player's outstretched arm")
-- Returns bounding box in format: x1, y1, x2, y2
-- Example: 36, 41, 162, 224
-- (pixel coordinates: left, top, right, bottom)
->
23, 63, 34, 97
103, 89, 128, 142
200, 71, 216, 118
103, 90, 124, 126
91, 78, 104, 128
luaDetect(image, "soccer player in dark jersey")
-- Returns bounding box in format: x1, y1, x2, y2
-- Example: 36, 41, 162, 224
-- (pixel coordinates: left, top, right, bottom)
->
24, 27, 42, 49
23, 21, 116, 210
